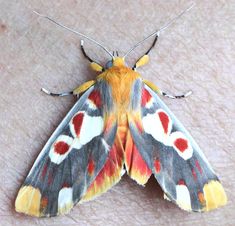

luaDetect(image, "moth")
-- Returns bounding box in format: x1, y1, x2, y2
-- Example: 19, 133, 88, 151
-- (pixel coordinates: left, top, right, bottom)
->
15, 5, 227, 217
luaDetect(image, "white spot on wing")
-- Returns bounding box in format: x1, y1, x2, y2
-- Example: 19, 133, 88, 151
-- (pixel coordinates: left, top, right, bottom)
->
176, 184, 192, 211
49, 135, 73, 164
79, 113, 104, 145
142, 109, 172, 145
170, 131, 193, 160
69, 112, 104, 151
86, 99, 98, 109
70, 112, 103, 142
145, 97, 154, 108
72, 137, 82, 149
49, 110, 104, 164
58, 187, 73, 214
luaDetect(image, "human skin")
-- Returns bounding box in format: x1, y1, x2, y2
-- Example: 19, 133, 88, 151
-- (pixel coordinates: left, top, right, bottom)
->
0, 0, 234, 225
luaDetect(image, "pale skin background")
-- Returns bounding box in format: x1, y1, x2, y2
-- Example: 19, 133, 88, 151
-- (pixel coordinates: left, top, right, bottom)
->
0, 0, 234, 225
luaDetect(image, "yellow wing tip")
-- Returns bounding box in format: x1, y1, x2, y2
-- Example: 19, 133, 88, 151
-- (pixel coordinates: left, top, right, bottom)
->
15, 185, 41, 217
127, 169, 151, 186
203, 180, 227, 211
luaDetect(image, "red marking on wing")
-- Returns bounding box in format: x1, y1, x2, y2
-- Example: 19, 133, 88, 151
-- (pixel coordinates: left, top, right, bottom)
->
47, 171, 53, 185
158, 111, 169, 134
41, 163, 48, 178
54, 141, 70, 155
126, 142, 151, 175
133, 145, 151, 175
125, 132, 151, 184
174, 138, 188, 153
92, 171, 103, 188
62, 182, 70, 188
141, 88, 152, 106
192, 168, 197, 180
195, 160, 203, 174
101, 145, 120, 178
154, 159, 161, 173
87, 159, 95, 175
88, 90, 102, 108
87, 142, 123, 188
178, 179, 186, 185
41, 197, 48, 208
72, 112, 84, 136
198, 192, 206, 204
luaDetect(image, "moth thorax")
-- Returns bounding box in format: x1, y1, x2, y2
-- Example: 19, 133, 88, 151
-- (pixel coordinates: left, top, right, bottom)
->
113, 57, 125, 67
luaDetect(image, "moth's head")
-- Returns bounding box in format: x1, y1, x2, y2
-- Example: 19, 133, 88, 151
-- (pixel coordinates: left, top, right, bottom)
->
105, 57, 125, 69
90, 56, 126, 72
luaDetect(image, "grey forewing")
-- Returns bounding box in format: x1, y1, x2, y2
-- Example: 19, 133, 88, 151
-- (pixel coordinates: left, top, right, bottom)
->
23, 82, 117, 217
128, 82, 219, 211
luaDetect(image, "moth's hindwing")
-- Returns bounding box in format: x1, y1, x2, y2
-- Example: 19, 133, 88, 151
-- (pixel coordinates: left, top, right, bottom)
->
15, 81, 124, 217
128, 81, 227, 212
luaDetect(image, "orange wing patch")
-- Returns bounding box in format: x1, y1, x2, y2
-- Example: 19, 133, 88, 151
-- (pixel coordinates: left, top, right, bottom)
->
125, 130, 152, 185
81, 139, 124, 202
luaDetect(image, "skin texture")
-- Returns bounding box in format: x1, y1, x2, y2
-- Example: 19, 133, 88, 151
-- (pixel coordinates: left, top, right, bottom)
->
0, 0, 234, 225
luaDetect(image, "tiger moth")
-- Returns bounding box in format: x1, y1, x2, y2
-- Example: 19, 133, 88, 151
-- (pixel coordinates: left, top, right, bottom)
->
15, 4, 227, 217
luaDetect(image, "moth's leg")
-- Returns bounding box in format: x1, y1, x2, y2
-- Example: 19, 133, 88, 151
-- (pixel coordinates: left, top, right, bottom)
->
73, 80, 96, 95
41, 88, 73, 97
161, 90, 192, 99
80, 40, 104, 72
41, 80, 96, 97
132, 35, 158, 70
144, 80, 192, 99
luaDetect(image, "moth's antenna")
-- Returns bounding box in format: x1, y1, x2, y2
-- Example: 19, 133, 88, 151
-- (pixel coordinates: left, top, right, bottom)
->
33, 11, 114, 59
123, 3, 195, 58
